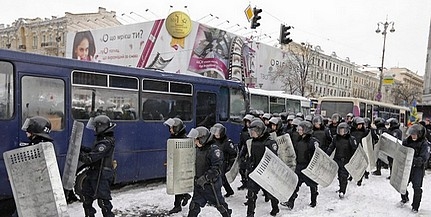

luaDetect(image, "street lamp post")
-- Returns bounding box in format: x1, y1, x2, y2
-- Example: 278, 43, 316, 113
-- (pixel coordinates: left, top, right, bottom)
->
375, 17, 395, 101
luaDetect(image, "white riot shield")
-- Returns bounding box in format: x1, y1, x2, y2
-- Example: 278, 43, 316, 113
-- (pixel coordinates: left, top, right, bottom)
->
62, 121, 84, 190
302, 146, 338, 187
345, 145, 369, 182
166, 138, 195, 195
275, 134, 296, 171
362, 132, 376, 171
390, 143, 415, 194
225, 156, 239, 183
3, 142, 69, 217
249, 148, 298, 202
246, 139, 252, 156
377, 133, 402, 161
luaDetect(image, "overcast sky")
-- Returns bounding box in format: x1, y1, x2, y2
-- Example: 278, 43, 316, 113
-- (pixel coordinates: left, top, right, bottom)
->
2, 0, 431, 75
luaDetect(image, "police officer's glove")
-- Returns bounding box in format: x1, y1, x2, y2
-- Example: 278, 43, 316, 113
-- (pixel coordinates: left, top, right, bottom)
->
205, 169, 219, 183
412, 157, 424, 168
196, 175, 208, 189
80, 146, 92, 153
79, 152, 92, 164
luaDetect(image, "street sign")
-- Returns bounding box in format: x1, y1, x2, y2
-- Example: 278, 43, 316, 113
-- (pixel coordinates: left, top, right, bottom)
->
244, 5, 253, 22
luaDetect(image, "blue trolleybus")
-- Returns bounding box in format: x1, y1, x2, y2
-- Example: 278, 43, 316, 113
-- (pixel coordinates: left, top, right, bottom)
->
0, 49, 249, 205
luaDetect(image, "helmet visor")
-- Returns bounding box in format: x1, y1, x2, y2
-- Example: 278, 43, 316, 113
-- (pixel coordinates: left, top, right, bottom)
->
187, 128, 199, 139
163, 118, 175, 127
86, 117, 96, 130
210, 126, 222, 137
21, 118, 31, 131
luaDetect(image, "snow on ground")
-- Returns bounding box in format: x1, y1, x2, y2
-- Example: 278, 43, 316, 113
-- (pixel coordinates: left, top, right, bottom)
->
67, 169, 431, 217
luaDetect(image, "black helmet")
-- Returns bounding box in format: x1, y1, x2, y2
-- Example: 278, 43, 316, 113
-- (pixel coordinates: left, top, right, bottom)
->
331, 113, 342, 123
280, 112, 288, 121
210, 123, 226, 138
86, 115, 116, 135
298, 121, 313, 135
262, 113, 272, 121
269, 117, 282, 131
352, 117, 365, 129
337, 122, 350, 135
373, 117, 386, 128
363, 117, 371, 128
21, 116, 53, 141
188, 126, 212, 145
385, 118, 400, 129
305, 114, 313, 123
287, 114, 295, 121
296, 112, 304, 120
164, 118, 185, 136
312, 115, 323, 125
292, 117, 302, 126
406, 124, 425, 140
248, 119, 266, 138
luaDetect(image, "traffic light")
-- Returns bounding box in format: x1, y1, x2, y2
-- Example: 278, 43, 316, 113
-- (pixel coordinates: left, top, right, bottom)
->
250, 7, 262, 29
279, 24, 293, 45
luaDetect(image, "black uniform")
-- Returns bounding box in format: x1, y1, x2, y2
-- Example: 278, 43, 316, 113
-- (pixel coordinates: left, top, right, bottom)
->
326, 133, 358, 195
238, 126, 251, 190
79, 133, 115, 217
400, 136, 430, 211
350, 126, 370, 184
188, 141, 231, 217
246, 132, 279, 217
286, 134, 320, 208
213, 136, 237, 197
312, 124, 332, 152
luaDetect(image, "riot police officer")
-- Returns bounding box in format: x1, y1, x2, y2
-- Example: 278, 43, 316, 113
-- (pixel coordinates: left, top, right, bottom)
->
246, 119, 279, 217
350, 117, 370, 185
312, 115, 332, 152
326, 122, 358, 198
399, 124, 430, 213
11, 116, 54, 217
328, 113, 342, 137
187, 127, 231, 217
163, 118, 192, 214
238, 115, 254, 190
281, 121, 319, 209
210, 123, 238, 198
268, 117, 284, 137
79, 115, 116, 217
371, 117, 388, 176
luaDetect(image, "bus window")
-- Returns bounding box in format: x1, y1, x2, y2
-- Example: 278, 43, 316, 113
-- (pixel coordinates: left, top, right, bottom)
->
270, 96, 285, 113
142, 94, 192, 121
219, 87, 229, 121
230, 88, 246, 123
72, 71, 139, 121
360, 102, 366, 117
196, 92, 216, 128
250, 94, 268, 113
286, 99, 300, 114
21, 76, 65, 131
320, 101, 353, 118
0, 61, 13, 119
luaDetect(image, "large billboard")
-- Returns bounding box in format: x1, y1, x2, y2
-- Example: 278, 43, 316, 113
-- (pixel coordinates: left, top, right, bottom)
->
66, 11, 290, 90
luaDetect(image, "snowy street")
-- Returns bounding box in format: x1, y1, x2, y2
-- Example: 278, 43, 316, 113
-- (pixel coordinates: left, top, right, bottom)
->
67, 168, 431, 217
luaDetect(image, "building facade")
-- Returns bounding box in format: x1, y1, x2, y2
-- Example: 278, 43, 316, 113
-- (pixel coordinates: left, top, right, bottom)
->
422, 18, 431, 104
0, 7, 121, 57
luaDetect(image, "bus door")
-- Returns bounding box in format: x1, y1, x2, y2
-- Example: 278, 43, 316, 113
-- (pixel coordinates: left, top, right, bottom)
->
0, 61, 18, 199
219, 87, 245, 144
196, 91, 217, 129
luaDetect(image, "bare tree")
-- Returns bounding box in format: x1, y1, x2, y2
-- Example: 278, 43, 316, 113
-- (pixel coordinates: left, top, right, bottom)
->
270, 43, 316, 97
390, 82, 422, 106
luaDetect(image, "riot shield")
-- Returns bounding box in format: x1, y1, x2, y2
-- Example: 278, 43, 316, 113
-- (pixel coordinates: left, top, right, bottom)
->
390, 143, 414, 194
302, 146, 338, 187
166, 138, 195, 195
249, 148, 298, 202
62, 121, 84, 190
361, 132, 376, 171
376, 132, 401, 160
275, 134, 296, 171
3, 142, 69, 217
345, 145, 369, 182
225, 156, 239, 183
246, 139, 252, 157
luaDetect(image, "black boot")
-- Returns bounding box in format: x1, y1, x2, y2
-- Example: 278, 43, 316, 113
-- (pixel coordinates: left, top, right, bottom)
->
246, 191, 257, 217
401, 191, 409, 203
98, 199, 114, 217
411, 189, 422, 211
168, 206, 182, 214
270, 196, 279, 216
182, 194, 191, 206
310, 187, 318, 207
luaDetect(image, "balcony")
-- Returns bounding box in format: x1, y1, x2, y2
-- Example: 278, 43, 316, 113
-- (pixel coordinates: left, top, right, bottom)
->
40, 41, 57, 48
